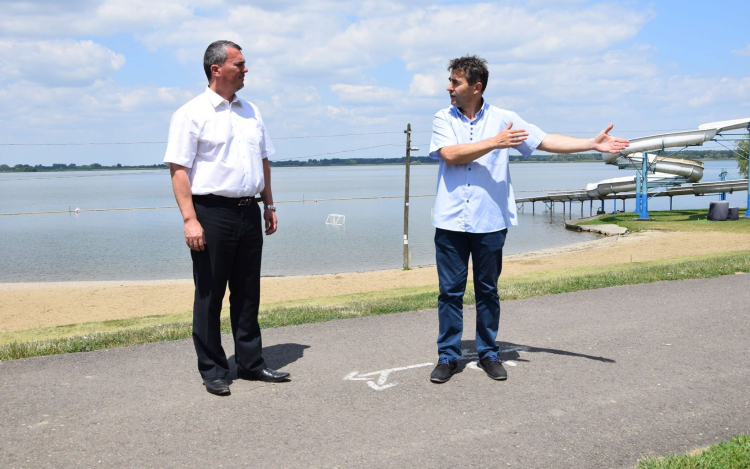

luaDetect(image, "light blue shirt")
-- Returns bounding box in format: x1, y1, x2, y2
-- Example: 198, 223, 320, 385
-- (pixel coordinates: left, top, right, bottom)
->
429, 101, 547, 233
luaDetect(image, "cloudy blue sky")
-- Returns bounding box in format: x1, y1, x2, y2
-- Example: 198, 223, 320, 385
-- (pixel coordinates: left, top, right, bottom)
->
1, 0, 748, 165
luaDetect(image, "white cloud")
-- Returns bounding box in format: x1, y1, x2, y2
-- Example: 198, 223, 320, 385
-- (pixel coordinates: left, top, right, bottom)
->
307, 2, 653, 72
0, 79, 195, 136
325, 104, 389, 125
331, 84, 404, 104
0, 0, 749, 165
0, 39, 125, 86
132, 1, 652, 85
0, 0, 215, 38
409, 74, 443, 97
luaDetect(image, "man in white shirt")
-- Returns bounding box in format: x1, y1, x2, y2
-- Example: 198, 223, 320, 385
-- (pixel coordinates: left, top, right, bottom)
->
164, 40, 289, 396
428, 55, 629, 384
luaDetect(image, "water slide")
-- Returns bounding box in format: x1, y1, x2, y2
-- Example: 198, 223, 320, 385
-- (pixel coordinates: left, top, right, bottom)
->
584, 117, 750, 198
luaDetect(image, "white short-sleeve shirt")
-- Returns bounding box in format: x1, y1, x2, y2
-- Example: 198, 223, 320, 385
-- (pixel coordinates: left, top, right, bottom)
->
429, 101, 547, 233
164, 87, 275, 198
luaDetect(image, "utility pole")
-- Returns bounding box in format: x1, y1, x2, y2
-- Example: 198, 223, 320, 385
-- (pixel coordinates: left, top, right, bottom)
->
403, 123, 419, 269
745, 127, 750, 217
403, 124, 412, 269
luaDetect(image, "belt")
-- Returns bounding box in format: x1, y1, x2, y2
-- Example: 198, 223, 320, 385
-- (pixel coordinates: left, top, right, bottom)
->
194, 194, 261, 206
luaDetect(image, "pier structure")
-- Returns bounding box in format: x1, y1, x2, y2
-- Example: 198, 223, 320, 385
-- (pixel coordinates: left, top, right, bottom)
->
516, 179, 748, 217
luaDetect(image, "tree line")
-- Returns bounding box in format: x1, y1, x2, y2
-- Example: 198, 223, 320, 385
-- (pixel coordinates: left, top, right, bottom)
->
0, 149, 742, 172
0, 163, 168, 172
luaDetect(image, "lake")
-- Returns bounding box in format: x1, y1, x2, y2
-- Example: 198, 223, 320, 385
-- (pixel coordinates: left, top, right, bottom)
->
0, 161, 745, 282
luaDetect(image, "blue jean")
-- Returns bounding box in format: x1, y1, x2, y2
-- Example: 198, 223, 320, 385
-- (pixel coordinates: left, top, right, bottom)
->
434, 228, 507, 362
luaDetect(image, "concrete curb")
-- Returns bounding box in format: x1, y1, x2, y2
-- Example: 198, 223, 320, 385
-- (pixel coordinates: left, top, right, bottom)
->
565, 218, 628, 236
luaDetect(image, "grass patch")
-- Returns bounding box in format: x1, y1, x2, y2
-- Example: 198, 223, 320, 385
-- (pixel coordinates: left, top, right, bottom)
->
1, 251, 749, 361
0, 284, 441, 347
578, 209, 750, 234
637, 434, 750, 468
0, 311, 193, 346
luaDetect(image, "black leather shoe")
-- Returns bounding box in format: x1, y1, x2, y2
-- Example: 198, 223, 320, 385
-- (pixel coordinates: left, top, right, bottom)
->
430, 358, 457, 383
239, 368, 290, 382
203, 378, 231, 396
478, 356, 507, 381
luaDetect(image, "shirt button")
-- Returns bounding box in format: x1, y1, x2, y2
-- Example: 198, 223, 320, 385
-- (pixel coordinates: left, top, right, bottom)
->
468, 167, 472, 171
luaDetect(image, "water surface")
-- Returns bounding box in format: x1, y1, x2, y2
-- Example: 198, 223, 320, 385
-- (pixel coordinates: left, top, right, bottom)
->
0, 161, 744, 282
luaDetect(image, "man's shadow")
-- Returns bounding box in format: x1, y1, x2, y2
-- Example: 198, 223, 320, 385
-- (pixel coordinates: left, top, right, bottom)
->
455, 340, 615, 373
228, 343, 310, 380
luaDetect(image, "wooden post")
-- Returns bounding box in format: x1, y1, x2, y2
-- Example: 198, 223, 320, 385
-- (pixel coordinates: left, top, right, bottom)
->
403, 123, 411, 269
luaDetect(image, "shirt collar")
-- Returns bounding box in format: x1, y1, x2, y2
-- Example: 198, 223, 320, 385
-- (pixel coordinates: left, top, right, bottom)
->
204, 87, 241, 108
452, 99, 488, 124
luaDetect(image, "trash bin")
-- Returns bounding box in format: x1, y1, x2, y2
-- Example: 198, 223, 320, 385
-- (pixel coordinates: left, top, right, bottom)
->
728, 207, 739, 220
707, 201, 729, 221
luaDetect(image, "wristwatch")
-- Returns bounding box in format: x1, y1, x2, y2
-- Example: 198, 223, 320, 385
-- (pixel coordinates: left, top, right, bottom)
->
264, 204, 276, 212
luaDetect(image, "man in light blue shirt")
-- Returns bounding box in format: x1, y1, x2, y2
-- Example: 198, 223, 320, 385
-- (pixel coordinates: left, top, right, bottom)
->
429, 55, 629, 383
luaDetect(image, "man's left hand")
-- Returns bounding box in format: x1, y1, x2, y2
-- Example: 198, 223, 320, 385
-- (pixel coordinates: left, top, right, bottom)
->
592, 124, 630, 154
264, 208, 277, 235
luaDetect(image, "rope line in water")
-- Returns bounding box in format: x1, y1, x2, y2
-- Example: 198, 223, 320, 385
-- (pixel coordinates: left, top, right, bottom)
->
0, 187, 616, 216
0, 194, 440, 216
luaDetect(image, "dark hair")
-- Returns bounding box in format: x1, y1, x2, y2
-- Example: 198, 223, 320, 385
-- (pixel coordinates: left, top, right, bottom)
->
447, 55, 489, 95
203, 40, 242, 81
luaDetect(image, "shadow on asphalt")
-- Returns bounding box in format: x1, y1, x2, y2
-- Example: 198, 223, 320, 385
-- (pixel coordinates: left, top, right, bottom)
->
227, 343, 311, 378
455, 340, 615, 372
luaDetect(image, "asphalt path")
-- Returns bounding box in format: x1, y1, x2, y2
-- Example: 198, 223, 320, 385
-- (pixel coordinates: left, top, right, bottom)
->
1, 275, 749, 468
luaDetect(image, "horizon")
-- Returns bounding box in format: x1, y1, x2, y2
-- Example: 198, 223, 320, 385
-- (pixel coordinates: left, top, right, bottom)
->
1, 148, 743, 170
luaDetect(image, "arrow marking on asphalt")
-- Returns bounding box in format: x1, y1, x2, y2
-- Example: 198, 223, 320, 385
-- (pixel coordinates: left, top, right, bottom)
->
463, 346, 528, 369
344, 363, 434, 391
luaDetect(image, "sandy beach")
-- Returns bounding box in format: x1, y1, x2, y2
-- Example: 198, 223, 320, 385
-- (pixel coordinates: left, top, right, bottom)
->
2, 230, 750, 333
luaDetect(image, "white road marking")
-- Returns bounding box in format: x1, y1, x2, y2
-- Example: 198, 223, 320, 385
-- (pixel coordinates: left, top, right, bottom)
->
367, 382, 396, 391
463, 346, 527, 370
466, 360, 517, 370
345, 347, 530, 389
344, 363, 434, 391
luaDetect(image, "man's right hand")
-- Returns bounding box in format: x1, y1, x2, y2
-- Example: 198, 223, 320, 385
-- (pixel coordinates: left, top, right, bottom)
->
493, 122, 528, 149
184, 218, 206, 251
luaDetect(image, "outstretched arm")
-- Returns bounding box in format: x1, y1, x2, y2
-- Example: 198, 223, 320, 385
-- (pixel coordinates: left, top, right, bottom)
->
537, 124, 629, 154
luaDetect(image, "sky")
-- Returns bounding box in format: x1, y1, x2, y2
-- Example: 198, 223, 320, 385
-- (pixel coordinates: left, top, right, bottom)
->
0, 0, 749, 166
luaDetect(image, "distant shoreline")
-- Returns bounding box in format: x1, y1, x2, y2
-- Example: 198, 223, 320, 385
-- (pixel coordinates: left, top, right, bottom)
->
0, 150, 739, 173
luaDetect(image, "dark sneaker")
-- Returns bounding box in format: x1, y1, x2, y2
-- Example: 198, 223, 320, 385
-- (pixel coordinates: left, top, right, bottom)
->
478, 355, 507, 381
430, 357, 457, 383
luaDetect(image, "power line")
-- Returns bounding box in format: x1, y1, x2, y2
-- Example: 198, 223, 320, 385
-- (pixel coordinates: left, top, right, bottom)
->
0, 128, 715, 147
0, 141, 166, 146
275, 131, 409, 139
0, 130, 418, 147
273, 143, 405, 161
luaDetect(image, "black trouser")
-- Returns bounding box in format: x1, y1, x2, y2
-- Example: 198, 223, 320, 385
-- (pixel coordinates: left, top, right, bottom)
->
190, 195, 266, 379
